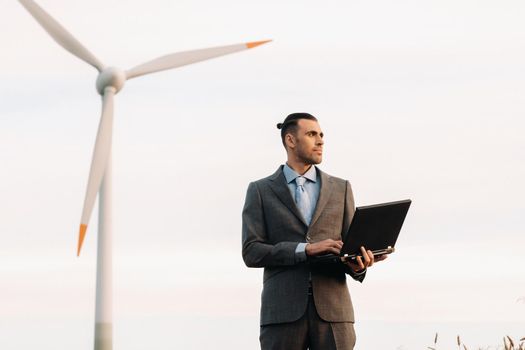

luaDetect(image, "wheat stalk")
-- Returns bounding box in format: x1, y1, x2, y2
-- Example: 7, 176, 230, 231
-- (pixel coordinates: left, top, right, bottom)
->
508, 336, 515, 348
428, 333, 524, 350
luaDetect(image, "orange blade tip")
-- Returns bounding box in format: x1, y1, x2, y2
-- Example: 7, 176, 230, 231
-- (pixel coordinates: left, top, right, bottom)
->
77, 224, 88, 257
246, 40, 272, 49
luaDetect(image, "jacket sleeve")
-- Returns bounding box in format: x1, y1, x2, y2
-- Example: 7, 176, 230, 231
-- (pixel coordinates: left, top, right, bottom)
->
242, 181, 299, 268
342, 180, 367, 282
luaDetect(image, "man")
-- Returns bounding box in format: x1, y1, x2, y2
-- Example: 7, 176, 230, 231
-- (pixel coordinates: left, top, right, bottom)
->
242, 112, 386, 350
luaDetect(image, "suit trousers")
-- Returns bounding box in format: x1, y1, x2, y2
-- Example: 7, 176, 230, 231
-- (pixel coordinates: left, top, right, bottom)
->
259, 294, 356, 350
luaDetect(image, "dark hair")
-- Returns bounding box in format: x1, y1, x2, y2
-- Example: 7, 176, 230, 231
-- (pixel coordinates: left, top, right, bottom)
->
277, 112, 318, 148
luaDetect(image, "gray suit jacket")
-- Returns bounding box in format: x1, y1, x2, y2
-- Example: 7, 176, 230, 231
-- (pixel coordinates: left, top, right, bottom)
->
242, 165, 365, 326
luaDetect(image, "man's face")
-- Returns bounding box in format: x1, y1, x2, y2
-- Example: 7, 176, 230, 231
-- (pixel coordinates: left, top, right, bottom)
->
289, 119, 324, 164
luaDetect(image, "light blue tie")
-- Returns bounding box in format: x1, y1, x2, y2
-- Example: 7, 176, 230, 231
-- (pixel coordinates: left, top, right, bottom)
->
295, 176, 312, 225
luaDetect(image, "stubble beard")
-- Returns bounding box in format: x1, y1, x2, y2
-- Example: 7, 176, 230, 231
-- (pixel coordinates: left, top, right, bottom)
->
297, 148, 322, 165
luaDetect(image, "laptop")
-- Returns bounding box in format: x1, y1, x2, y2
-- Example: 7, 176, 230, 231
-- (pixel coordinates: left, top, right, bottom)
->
308, 199, 412, 265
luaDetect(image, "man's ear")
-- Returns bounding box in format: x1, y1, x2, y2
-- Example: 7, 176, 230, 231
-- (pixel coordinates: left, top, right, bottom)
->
285, 133, 295, 149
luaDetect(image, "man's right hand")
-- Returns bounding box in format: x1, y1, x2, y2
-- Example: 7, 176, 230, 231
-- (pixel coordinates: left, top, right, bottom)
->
305, 239, 343, 256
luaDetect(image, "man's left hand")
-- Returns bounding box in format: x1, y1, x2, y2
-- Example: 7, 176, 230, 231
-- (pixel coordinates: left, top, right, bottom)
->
345, 246, 388, 273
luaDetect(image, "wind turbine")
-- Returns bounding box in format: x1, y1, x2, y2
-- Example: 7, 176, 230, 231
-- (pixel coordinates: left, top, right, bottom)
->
18, 0, 270, 349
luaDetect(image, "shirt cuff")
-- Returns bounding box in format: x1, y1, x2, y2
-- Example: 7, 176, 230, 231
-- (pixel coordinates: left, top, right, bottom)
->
295, 243, 308, 263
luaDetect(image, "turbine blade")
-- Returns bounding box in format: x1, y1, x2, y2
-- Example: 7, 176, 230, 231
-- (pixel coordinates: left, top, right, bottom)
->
77, 88, 115, 256
126, 40, 271, 80
19, 0, 104, 71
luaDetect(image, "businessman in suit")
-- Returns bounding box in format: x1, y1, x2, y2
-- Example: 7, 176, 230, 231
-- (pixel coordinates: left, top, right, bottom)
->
242, 113, 386, 350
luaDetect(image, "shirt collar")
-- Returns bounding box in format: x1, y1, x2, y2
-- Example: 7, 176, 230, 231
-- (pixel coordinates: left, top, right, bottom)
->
283, 163, 317, 184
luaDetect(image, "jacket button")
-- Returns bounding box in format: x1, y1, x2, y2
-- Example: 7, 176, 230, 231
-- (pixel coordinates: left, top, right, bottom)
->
306, 235, 311, 242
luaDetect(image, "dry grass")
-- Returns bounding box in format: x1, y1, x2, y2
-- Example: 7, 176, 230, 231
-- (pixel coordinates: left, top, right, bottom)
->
428, 333, 525, 350
424, 297, 524, 349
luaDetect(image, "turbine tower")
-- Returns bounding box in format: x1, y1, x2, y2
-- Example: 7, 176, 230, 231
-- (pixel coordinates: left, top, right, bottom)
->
18, 1, 270, 349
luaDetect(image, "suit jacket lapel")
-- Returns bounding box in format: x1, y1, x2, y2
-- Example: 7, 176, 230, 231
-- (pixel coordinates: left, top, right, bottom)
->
309, 169, 334, 228
268, 166, 308, 227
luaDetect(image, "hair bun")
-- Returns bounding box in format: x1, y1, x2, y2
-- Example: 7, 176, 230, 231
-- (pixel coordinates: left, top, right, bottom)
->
276, 122, 283, 129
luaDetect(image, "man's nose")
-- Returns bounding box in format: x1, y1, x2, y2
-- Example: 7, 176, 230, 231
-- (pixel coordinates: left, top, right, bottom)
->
316, 137, 324, 145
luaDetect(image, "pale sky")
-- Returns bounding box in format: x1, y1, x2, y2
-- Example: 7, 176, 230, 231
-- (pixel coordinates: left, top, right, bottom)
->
1, 0, 525, 349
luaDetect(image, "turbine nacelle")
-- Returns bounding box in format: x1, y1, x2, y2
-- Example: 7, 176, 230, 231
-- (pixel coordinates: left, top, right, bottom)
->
96, 67, 126, 95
